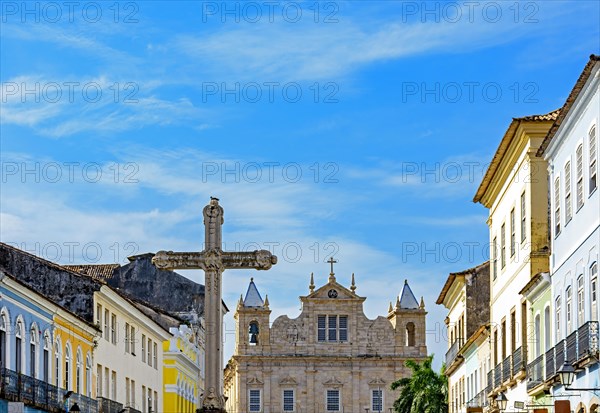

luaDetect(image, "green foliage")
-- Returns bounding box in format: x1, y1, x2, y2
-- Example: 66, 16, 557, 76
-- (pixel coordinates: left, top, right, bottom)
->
390, 355, 448, 413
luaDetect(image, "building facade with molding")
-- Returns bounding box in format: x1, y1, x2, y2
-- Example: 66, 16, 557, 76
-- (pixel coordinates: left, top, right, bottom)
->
224, 268, 427, 413
474, 109, 558, 411
538, 54, 600, 413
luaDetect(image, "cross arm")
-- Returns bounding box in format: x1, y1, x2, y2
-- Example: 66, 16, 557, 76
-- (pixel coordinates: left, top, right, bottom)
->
221, 250, 277, 270
152, 251, 206, 270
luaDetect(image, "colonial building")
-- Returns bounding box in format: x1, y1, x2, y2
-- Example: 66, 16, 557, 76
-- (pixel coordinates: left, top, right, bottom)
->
437, 261, 491, 413
0, 268, 97, 413
474, 109, 558, 410
537, 54, 599, 412
224, 264, 427, 413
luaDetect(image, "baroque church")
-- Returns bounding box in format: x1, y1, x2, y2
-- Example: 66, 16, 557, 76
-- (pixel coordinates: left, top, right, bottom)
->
223, 263, 428, 413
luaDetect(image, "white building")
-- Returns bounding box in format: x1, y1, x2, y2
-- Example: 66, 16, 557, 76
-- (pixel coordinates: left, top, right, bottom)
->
538, 54, 599, 412
94, 285, 174, 413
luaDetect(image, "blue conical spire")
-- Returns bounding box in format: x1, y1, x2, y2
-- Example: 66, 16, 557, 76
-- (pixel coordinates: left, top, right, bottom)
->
243, 278, 264, 307
399, 279, 419, 309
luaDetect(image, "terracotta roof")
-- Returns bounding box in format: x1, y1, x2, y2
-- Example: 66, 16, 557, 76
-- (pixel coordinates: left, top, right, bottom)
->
473, 109, 560, 204
537, 55, 600, 156
436, 261, 489, 305
63, 264, 120, 281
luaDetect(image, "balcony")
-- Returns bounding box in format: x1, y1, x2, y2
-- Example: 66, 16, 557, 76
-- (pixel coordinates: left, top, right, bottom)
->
98, 397, 124, 413
502, 356, 512, 382
545, 347, 555, 381
445, 339, 464, 370
466, 389, 489, 408
0, 367, 97, 413
527, 355, 544, 391
543, 321, 599, 384
486, 370, 492, 395
512, 347, 525, 376
493, 363, 501, 388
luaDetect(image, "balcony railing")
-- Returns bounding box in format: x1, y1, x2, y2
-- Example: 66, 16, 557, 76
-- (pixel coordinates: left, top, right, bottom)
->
0, 367, 97, 413
486, 370, 492, 395
527, 355, 544, 390
545, 347, 555, 381
502, 356, 512, 382
445, 339, 463, 367
566, 331, 577, 363
512, 346, 525, 375
542, 321, 599, 383
466, 389, 488, 408
494, 363, 501, 388
98, 397, 124, 413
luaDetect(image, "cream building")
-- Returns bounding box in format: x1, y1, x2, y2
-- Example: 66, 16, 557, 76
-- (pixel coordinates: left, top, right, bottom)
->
474, 109, 558, 410
224, 265, 427, 413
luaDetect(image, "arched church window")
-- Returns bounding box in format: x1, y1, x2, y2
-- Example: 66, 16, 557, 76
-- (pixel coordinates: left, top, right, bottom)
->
249, 321, 259, 345
406, 322, 415, 347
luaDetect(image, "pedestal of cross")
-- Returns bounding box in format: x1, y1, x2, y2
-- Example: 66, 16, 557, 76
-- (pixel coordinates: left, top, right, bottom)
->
152, 197, 277, 412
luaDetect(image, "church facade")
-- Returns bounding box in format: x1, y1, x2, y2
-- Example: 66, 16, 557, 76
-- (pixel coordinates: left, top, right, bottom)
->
224, 266, 427, 413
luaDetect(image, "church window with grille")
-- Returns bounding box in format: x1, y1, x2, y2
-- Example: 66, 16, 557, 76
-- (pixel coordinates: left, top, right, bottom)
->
249, 389, 261, 412
283, 389, 294, 411
326, 389, 340, 411
318, 315, 348, 342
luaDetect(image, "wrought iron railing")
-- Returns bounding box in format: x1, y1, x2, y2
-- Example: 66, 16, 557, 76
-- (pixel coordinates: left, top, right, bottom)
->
466, 389, 488, 408
577, 321, 599, 361
0, 367, 96, 412
512, 346, 525, 374
494, 363, 502, 388
486, 370, 492, 395
98, 397, 124, 413
445, 339, 463, 367
502, 356, 512, 382
545, 347, 555, 380
527, 355, 544, 390
555, 339, 565, 372
566, 331, 578, 363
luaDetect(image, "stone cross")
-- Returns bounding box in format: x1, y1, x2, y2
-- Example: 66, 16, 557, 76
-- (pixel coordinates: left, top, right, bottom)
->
152, 197, 277, 412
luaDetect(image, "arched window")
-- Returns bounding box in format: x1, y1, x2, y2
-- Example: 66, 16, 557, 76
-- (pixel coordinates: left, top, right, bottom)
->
555, 296, 562, 341
43, 332, 51, 383
15, 318, 23, 373
591, 263, 598, 322
554, 177, 561, 234
86, 354, 92, 396
566, 286, 573, 334
544, 306, 551, 352
565, 161, 572, 222
576, 144, 584, 209
590, 125, 597, 193
30, 324, 38, 378
248, 321, 259, 346
76, 349, 82, 394
0, 311, 7, 368
534, 314, 541, 357
64, 344, 71, 390
54, 339, 61, 387
577, 275, 585, 327
406, 322, 415, 347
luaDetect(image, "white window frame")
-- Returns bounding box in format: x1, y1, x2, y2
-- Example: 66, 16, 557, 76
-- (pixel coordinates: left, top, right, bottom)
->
520, 191, 526, 242
510, 208, 516, 257
565, 161, 572, 223
282, 389, 295, 412
554, 177, 561, 236
371, 388, 383, 412
590, 125, 597, 194
591, 263, 598, 321
576, 144, 584, 210
555, 296, 562, 341
577, 275, 585, 327
326, 389, 340, 412
500, 223, 506, 268
566, 286, 573, 334
248, 388, 261, 412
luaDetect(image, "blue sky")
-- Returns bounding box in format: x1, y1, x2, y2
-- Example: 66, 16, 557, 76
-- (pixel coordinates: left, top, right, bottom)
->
1, 1, 599, 368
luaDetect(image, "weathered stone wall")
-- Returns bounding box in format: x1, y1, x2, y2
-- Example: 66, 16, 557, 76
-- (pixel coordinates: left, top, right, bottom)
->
0, 242, 101, 322
465, 261, 491, 339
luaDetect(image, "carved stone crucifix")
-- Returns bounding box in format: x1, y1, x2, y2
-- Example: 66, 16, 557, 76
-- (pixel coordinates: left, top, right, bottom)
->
152, 197, 277, 412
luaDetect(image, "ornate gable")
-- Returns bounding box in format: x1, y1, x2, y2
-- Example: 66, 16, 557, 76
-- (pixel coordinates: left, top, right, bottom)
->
307, 280, 362, 301
322, 376, 344, 387
247, 376, 264, 385
368, 377, 387, 386
279, 376, 298, 385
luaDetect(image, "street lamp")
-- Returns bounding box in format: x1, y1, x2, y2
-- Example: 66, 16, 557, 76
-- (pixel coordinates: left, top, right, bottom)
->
495, 392, 508, 411
557, 362, 600, 391
69, 403, 81, 412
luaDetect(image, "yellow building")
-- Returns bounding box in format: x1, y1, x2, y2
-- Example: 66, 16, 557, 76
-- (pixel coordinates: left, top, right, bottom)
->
163, 324, 204, 413
52, 310, 98, 405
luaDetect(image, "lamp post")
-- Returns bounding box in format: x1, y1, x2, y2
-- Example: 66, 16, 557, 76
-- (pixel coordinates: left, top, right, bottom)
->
69, 403, 81, 412
557, 363, 600, 391
495, 392, 508, 411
